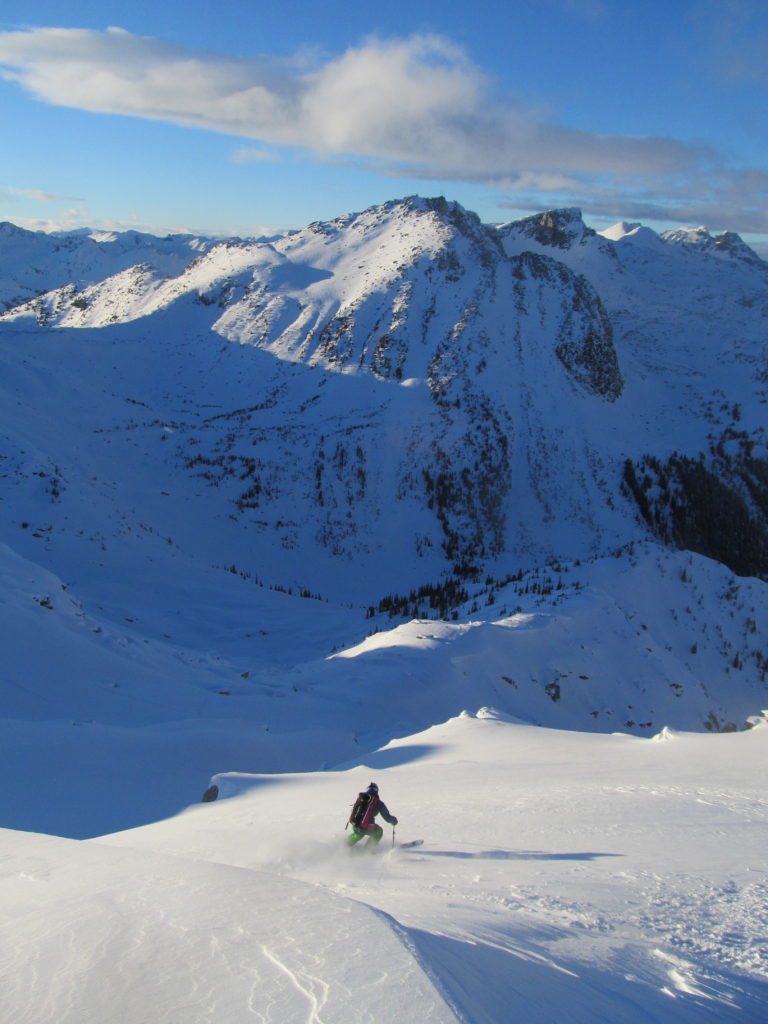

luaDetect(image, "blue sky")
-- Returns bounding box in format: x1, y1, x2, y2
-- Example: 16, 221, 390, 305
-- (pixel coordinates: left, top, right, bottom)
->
1, 0, 766, 250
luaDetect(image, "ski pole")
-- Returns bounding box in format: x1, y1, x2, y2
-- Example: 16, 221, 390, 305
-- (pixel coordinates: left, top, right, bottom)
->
392, 825, 395, 848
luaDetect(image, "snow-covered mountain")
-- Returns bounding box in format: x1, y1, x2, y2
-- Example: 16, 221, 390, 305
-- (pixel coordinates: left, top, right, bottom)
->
0, 220, 219, 311
2, 198, 628, 591
1, 196, 767, 1021
3, 197, 765, 593
1, 196, 765, 762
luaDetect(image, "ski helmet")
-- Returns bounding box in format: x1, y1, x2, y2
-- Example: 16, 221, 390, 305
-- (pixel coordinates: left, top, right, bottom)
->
367, 781, 378, 793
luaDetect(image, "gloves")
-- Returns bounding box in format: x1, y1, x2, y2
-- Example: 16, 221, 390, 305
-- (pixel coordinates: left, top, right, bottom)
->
391, 817, 398, 826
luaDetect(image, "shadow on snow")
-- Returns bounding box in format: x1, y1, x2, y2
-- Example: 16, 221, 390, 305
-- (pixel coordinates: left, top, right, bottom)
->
405, 848, 623, 861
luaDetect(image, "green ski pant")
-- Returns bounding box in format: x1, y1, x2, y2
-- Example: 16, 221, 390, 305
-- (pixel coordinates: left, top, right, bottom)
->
346, 824, 383, 846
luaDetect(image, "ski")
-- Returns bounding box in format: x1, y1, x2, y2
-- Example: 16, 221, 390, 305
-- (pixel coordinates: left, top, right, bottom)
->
397, 839, 424, 849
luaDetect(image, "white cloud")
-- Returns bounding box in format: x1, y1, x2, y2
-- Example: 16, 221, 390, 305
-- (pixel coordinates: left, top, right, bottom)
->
0, 25, 765, 237
1, 183, 83, 203
0, 27, 700, 181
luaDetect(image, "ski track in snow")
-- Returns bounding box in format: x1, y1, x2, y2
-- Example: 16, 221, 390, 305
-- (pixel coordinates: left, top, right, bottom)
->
258, 943, 331, 1024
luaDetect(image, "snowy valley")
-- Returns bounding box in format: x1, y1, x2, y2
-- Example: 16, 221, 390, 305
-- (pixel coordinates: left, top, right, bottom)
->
0, 197, 766, 1021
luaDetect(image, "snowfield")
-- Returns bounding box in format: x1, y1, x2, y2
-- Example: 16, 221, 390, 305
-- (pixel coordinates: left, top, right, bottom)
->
3, 710, 768, 1022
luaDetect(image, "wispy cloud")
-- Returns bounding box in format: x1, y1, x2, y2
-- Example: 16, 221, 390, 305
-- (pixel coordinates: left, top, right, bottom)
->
0, 27, 701, 177
231, 147, 279, 164
499, 163, 768, 235
5, 207, 279, 239
0, 26, 765, 233
2, 183, 84, 203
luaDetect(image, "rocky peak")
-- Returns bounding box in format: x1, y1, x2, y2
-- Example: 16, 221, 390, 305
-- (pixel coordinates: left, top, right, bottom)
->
502, 208, 593, 250
661, 225, 714, 249
713, 231, 764, 265
661, 225, 765, 267
394, 196, 504, 263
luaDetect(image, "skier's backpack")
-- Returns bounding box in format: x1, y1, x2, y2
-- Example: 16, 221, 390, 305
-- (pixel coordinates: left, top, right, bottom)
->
349, 790, 376, 827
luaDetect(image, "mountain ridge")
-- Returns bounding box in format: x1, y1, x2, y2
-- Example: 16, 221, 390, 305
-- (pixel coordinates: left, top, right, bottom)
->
1, 195, 765, 590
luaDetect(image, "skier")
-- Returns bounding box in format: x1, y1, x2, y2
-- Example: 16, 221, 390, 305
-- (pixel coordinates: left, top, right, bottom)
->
346, 781, 398, 849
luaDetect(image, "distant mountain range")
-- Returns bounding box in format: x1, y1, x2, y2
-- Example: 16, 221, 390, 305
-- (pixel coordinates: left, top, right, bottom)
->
0, 197, 765, 764
2, 197, 765, 593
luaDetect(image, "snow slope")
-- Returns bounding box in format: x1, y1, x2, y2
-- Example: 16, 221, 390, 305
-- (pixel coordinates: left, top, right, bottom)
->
1, 830, 455, 1023
4, 710, 767, 1022
1, 537, 765, 839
